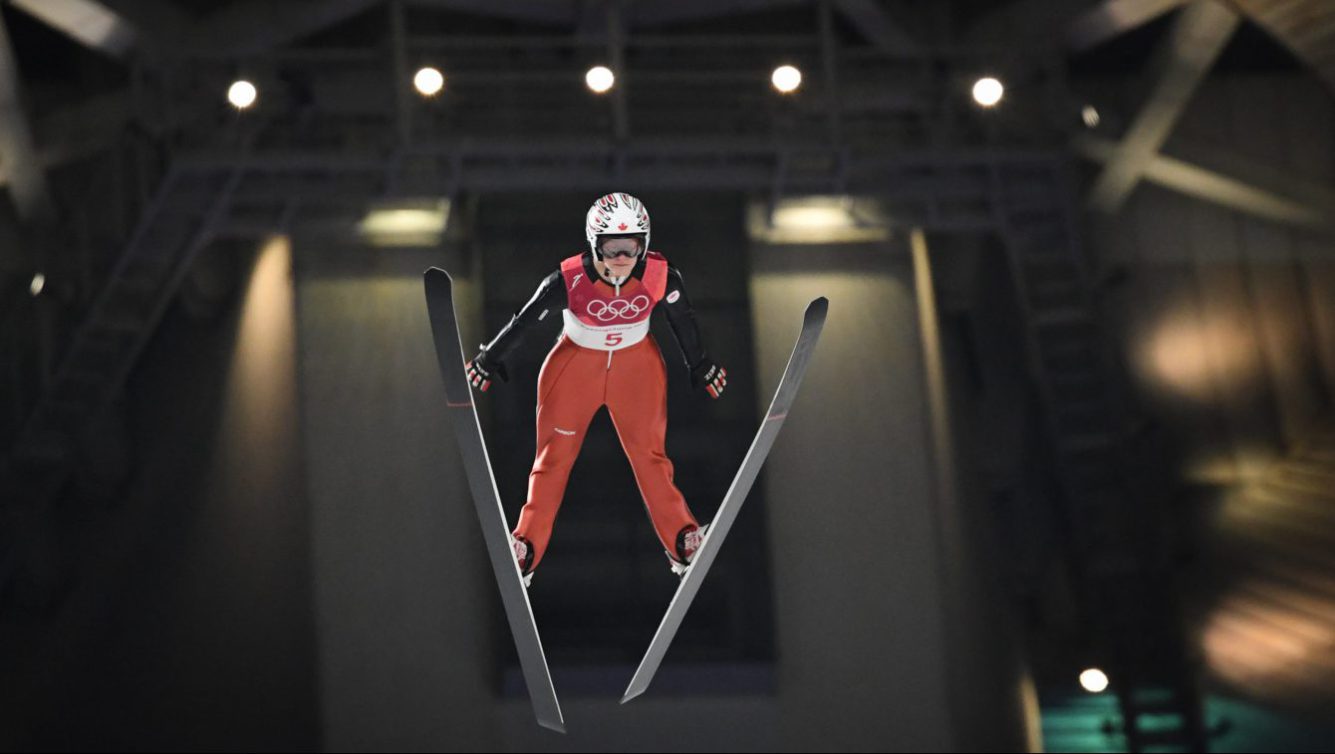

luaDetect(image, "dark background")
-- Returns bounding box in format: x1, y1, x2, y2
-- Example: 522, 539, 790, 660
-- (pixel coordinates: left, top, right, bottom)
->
3, 1, 1335, 751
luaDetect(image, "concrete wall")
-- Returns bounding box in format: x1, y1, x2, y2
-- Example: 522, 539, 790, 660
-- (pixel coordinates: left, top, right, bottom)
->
750, 241, 950, 750
295, 239, 500, 751
749, 237, 1032, 752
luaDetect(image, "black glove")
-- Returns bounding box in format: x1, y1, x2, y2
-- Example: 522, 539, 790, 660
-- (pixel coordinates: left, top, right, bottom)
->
466, 348, 509, 392
690, 361, 727, 400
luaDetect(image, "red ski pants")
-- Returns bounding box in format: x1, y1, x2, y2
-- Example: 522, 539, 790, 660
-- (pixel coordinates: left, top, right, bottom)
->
513, 333, 698, 571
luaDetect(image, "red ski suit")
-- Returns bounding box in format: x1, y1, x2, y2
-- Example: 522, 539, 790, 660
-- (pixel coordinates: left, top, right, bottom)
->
512, 252, 699, 571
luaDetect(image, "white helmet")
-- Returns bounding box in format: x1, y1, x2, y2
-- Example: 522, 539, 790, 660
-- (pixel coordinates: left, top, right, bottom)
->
585, 193, 650, 261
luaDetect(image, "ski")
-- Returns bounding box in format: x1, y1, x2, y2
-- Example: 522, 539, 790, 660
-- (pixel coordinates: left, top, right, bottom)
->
622, 297, 828, 703
423, 268, 565, 733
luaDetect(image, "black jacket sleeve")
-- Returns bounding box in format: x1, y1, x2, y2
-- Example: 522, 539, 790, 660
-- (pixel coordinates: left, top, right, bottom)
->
479, 270, 567, 366
659, 265, 711, 372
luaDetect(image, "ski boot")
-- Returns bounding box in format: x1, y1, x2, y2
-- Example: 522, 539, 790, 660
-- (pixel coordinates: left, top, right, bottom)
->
666, 523, 710, 577
513, 535, 534, 588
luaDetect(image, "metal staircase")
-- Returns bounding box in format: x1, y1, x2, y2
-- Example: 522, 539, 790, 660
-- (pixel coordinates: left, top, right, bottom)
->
990, 158, 1209, 752
1, 159, 243, 610
10, 165, 241, 467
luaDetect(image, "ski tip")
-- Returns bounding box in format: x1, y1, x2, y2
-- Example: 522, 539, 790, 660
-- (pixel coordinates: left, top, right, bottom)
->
805, 297, 828, 325
619, 688, 644, 705
423, 266, 453, 283
423, 268, 454, 301
539, 718, 567, 734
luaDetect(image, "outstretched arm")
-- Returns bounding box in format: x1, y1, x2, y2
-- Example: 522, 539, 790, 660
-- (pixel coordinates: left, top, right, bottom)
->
660, 266, 727, 399
468, 271, 566, 391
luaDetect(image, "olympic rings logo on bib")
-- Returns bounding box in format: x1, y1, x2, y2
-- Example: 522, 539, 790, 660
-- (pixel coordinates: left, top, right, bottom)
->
586, 295, 651, 322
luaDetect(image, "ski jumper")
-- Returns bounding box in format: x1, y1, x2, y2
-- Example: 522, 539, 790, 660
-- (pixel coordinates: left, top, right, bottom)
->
517, 251, 696, 571
479, 250, 711, 573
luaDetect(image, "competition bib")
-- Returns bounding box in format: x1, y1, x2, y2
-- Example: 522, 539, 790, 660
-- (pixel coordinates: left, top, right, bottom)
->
559, 252, 668, 351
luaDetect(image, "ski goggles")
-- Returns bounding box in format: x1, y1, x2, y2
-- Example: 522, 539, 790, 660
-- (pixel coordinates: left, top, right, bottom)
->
598, 234, 644, 259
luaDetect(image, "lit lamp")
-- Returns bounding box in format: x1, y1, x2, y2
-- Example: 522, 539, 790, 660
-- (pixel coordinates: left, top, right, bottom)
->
771, 65, 802, 94
228, 80, 257, 109
414, 67, 444, 97
585, 65, 615, 94
1079, 668, 1110, 693
972, 76, 1003, 108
